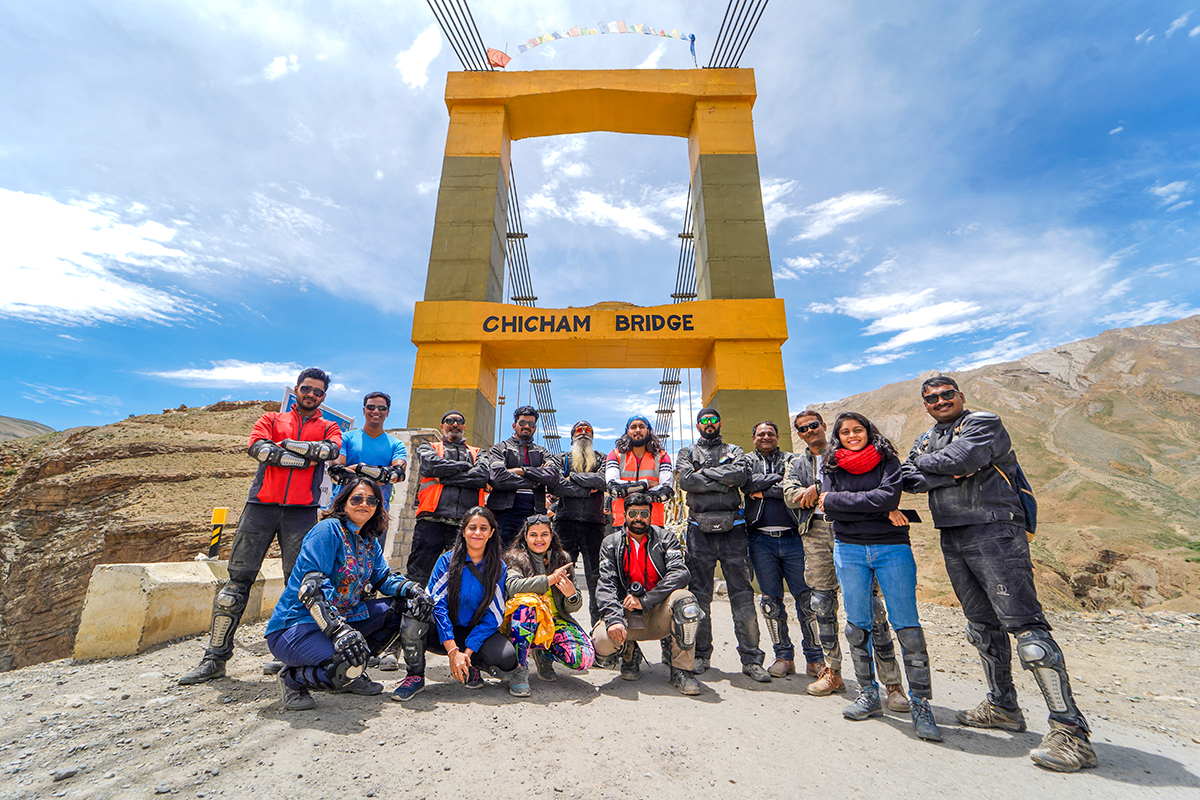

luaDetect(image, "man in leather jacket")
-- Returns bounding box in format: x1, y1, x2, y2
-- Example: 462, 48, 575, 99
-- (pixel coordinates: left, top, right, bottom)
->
592, 493, 703, 695
743, 420, 824, 679
485, 405, 561, 545
902, 376, 1096, 773
551, 420, 608, 626
676, 407, 769, 681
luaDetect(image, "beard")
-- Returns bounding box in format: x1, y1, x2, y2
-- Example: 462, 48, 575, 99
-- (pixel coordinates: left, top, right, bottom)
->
628, 432, 650, 447
626, 518, 650, 534
700, 427, 721, 440
569, 438, 597, 473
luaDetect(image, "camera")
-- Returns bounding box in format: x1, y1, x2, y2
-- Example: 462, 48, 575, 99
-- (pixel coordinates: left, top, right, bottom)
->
629, 582, 646, 598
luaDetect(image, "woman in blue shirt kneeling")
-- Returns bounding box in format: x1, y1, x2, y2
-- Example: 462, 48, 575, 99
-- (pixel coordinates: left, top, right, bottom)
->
391, 506, 518, 701
819, 412, 942, 742
266, 476, 431, 711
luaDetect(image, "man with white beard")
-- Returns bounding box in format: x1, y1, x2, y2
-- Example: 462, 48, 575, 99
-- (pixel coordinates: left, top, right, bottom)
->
551, 421, 608, 628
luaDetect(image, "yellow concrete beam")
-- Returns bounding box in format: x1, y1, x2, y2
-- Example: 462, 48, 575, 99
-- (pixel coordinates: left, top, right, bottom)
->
444, 69, 756, 142
411, 341, 499, 401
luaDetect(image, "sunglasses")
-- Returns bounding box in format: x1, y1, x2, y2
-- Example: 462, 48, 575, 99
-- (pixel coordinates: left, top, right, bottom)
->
525, 514, 551, 525
922, 389, 959, 405
698, 416, 719, 425
626, 508, 651, 519
298, 385, 326, 398
796, 421, 822, 434
364, 404, 389, 412
443, 417, 465, 425
574, 427, 593, 436
348, 495, 379, 507
515, 420, 536, 428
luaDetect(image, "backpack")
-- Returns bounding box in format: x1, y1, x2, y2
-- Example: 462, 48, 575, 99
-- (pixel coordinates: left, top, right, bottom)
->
919, 412, 1037, 537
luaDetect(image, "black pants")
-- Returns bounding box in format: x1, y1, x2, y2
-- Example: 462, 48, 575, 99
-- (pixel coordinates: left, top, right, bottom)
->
407, 518, 458, 588
685, 523, 764, 666
421, 623, 517, 674
555, 518, 607, 626
492, 507, 534, 547
205, 502, 315, 660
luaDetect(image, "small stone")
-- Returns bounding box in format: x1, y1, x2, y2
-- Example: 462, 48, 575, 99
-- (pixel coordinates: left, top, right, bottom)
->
121, 694, 130, 700
155, 785, 171, 794
52, 768, 79, 781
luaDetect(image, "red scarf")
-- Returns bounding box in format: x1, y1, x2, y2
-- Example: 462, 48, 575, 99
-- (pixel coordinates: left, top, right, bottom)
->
835, 445, 881, 474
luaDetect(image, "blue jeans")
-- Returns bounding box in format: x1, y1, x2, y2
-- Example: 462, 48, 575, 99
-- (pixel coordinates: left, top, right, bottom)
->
832, 542, 921, 631
747, 531, 823, 663
266, 598, 398, 667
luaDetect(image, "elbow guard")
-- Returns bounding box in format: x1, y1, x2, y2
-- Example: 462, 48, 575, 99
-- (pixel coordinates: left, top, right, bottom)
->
249, 440, 310, 468
282, 439, 340, 462
298, 571, 342, 634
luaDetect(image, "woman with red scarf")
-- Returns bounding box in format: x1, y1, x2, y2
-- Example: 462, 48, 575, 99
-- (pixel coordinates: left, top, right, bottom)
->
818, 412, 943, 743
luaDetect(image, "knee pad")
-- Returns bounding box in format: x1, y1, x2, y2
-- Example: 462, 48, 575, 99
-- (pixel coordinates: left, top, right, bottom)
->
894, 626, 927, 655
1016, 628, 1083, 727
209, 584, 249, 652
844, 622, 870, 649
319, 656, 363, 690
1015, 628, 1062, 670
811, 591, 836, 618
895, 627, 932, 698
672, 596, 704, 650
759, 595, 785, 646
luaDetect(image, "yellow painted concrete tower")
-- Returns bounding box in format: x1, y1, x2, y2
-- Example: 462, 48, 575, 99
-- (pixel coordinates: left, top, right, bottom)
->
408, 69, 788, 451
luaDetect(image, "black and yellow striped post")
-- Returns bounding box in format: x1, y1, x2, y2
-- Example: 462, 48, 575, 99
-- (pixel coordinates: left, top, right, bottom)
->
208, 508, 229, 558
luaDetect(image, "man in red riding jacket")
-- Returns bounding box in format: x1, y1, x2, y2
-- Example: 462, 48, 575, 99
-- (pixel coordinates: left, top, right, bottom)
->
179, 367, 343, 685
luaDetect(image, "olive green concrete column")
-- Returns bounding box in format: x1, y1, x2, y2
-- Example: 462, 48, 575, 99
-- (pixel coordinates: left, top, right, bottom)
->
691, 153, 775, 301
423, 155, 509, 303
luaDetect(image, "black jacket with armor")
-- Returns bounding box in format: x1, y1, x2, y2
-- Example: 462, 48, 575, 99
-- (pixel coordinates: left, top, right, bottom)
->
415, 437, 490, 522
780, 447, 823, 533
743, 448, 800, 529
676, 436, 750, 520
551, 450, 606, 524
901, 409, 1026, 529
595, 525, 691, 627
484, 436, 561, 513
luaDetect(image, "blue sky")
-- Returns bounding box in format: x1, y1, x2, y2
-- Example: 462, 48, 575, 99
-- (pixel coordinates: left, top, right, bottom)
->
3, 1, 1199, 452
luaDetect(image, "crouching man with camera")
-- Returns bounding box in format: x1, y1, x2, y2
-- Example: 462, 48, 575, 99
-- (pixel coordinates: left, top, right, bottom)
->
591, 493, 704, 696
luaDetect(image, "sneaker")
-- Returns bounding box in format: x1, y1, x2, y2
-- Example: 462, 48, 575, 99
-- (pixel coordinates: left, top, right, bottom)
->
956, 699, 1027, 732
1030, 722, 1098, 772
464, 666, 484, 689
670, 666, 702, 696
843, 683, 883, 720
178, 657, 225, 685
805, 662, 824, 678
277, 670, 316, 711
768, 659, 795, 678
377, 653, 401, 672
390, 675, 426, 702
886, 684, 911, 712
911, 698, 943, 742
262, 660, 283, 676
508, 664, 531, 698
533, 650, 556, 682
692, 657, 710, 675
742, 664, 772, 683
334, 674, 384, 695
807, 666, 847, 696
620, 643, 642, 682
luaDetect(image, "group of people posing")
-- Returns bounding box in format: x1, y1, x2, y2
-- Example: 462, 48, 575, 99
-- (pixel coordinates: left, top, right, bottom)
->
176, 367, 1097, 774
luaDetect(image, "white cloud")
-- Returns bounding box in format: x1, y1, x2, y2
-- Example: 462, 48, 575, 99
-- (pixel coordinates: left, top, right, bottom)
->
773, 239, 863, 279
827, 351, 911, 373
0, 189, 205, 325
1102, 277, 1133, 300
1096, 301, 1200, 328
1167, 200, 1194, 212
21, 382, 122, 414
263, 55, 299, 80
1167, 12, 1192, 37
947, 333, 1048, 371
416, 179, 439, 195
250, 193, 330, 236
790, 190, 903, 241
636, 43, 666, 69
1148, 181, 1188, 205
1192, 26, 1200, 37
143, 359, 350, 394
1109, 126, 1124, 135
1135, 29, 1154, 43
760, 178, 802, 232
374, 170, 384, 180
395, 25, 442, 89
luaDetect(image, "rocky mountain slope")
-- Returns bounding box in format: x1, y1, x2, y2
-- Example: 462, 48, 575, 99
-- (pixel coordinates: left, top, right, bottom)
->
0, 402, 271, 671
803, 315, 1200, 613
0, 415, 53, 442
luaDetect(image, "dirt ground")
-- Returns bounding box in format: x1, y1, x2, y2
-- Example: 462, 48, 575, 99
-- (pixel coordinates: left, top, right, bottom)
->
2, 598, 1198, 800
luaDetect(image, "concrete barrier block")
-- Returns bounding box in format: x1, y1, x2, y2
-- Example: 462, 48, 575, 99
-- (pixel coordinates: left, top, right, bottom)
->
73, 559, 285, 662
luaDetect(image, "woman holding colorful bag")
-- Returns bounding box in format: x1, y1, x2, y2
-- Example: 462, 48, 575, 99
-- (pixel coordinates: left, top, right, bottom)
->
503, 514, 595, 697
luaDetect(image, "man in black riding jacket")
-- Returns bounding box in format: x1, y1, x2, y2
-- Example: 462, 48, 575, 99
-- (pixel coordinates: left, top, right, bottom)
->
902, 375, 1096, 773
676, 407, 769, 682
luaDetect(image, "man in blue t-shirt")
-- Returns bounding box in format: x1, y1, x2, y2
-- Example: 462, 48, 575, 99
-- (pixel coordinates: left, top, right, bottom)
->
330, 392, 408, 508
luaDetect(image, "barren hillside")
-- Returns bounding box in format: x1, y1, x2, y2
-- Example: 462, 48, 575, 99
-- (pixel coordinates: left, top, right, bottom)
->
802, 315, 1200, 613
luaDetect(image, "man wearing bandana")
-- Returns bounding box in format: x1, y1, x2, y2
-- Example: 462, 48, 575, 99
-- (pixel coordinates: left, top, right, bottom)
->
604, 413, 674, 532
